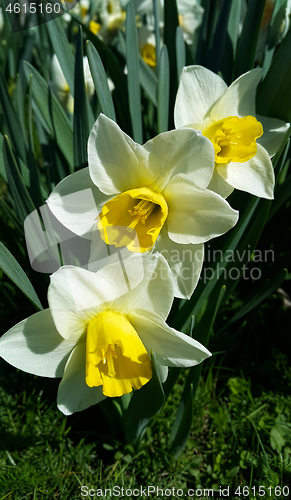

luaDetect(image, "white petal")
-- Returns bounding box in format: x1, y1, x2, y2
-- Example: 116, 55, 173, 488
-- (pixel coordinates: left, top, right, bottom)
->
48, 254, 174, 340
88, 114, 160, 195
257, 115, 290, 157
211, 68, 263, 121
48, 265, 123, 340
46, 167, 110, 237
155, 228, 204, 299
216, 144, 274, 199
165, 174, 239, 244
174, 65, 227, 128
207, 166, 234, 199
0, 309, 76, 377
110, 253, 174, 319
57, 343, 106, 415
129, 309, 211, 367
143, 128, 215, 190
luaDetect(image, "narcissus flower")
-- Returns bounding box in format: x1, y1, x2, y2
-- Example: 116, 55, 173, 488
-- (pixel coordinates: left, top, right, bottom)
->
0, 255, 211, 415
47, 114, 238, 298
174, 66, 289, 199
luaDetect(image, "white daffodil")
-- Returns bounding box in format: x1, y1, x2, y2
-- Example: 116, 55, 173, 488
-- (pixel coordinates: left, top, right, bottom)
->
51, 55, 95, 114
132, 0, 204, 46
174, 65, 289, 199
98, 0, 126, 43
47, 114, 238, 298
0, 255, 211, 415
138, 27, 157, 69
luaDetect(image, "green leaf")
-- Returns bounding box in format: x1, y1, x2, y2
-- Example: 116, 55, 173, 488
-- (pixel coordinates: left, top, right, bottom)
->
0, 68, 27, 163
124, 353, 165, 444
0, 197, 23, 234
86, 41, 116, 122
176, 26, 186, 83
206, 0, 233, 83
234, 0, 266, 78
69, 12, 130, 134
163, 0, 179, 128
46, 17, 75, 97
262, 0, 286, 74
153, 0, 161, 73
174, 195, 260, 333
3, 136, 35, 225
74, 27, 90, 171
0, 132, 7, 182
227, 0, 241, 55
157, 46, 170, 134
126, 1, 143, 144
23, 62, 73, 170
0, 242, 42, 311
218, 269, 287, 333
169, 383, 193, 459
27, 76, 44, 208
196, 0, 220, 65
269, 174, 291, 220
139, 56, 158, 107
257, 26, 291, 122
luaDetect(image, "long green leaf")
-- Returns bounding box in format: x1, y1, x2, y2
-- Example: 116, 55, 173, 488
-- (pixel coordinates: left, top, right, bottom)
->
27, 76, 44, 208
3, 136, 35, 225
126, 1, 143, 144
157, 46, 170, 134
163, 0, 179, 128
124, 353, 164, 444
0, 132, 7, 181
218, 268, 287, 333
169, 384, 193, 459
269, 175, 291, 220
86, 41, 116, 122
174, 195, 259, 333
0, 242, 42, 311
206, 0, 233, 83
74, 27, 89, 171
0, 68, 27, 163
23, 62, 73, 170
176, 26, 186, 83
139, 56, 158, 107
257, 26, 291, 122
46, 17, 75, 97
69, 12, 130, 134
234, 0, 266, 78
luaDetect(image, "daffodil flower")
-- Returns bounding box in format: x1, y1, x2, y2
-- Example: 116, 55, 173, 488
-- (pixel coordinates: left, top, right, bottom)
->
47, 114, 239, 298
174, 65, 289, 199
51, 55, 95, 114
0, 255, 211, 415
